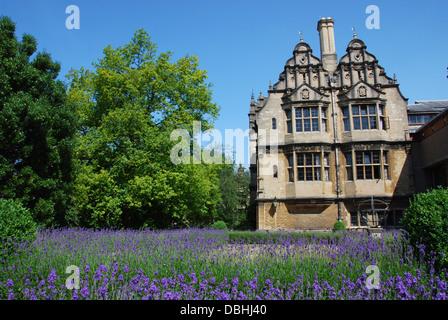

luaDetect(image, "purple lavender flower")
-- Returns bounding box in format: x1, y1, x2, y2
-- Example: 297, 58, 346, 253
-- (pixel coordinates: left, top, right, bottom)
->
47, 268, 57, 284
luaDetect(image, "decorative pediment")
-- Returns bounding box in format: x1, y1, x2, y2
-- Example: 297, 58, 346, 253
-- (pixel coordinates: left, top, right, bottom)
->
282, 83, 325, 103
338, 81, 383, 101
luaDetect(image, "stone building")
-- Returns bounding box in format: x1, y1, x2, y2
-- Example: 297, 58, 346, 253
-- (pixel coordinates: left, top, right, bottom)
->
249, 18, 415, 230
407, 100, 448, 134
411, 106, 448, 193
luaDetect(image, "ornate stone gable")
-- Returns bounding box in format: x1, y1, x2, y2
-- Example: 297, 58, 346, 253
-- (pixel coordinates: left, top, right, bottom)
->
337, 80, 384, 102
282, 83, 328, 104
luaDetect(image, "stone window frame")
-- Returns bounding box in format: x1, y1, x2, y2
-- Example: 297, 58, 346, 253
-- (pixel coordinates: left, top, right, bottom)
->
285, 109, 292, 133
294, 105, 328, 133
289, 151, 330, 182
344, 149, 390, 181
287, 154, 294, 182
341, 103, 386, 132
284, 104, 328, 134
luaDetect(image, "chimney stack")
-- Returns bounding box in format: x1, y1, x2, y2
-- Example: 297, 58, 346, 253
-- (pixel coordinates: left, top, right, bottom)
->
317, 17, 337, 73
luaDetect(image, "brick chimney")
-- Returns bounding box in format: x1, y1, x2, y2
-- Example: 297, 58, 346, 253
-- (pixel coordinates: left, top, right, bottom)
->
317, 17, 337, 73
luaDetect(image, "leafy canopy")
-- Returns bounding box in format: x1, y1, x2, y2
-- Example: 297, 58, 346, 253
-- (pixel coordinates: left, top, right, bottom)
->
0, 16, 76, 227
67, 29, 222, 229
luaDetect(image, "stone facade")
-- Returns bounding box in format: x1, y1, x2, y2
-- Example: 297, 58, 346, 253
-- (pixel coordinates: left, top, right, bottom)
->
249, 18, 414, 230
411, 107, 448, 193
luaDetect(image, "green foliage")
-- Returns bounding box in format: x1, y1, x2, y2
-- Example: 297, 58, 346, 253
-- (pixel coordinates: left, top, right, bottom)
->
216, 163, 251, 230
0, 16, 76, 227
402, 186, 448, 270
211, 220, 227, 230
67, 29, 221, 229
0, 198, 37, 260
333, 221, 346, 231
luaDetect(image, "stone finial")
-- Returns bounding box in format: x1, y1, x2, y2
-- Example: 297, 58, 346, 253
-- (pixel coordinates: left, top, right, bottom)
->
352, 27, 357, 39
299, 30, 303, 42
269, 80, 272, 90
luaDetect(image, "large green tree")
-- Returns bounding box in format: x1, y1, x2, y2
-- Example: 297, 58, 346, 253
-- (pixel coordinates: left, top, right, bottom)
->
0, 16, 76, 227
216, 163, 251, 230
67, 29, 221, 229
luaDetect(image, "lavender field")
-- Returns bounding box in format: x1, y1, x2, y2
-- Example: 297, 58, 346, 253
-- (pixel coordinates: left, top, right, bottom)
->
1, 228, 447, 300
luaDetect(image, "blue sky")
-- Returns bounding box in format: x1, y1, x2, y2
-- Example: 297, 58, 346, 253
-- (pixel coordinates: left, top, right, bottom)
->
1, 0, 447, 166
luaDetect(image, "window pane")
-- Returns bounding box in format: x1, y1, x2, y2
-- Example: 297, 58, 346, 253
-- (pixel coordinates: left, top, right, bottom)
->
379, 106, 383, 115
273, 165, 278, 178
373, 152, 380, 164
361, 116, 369, 129
303, 108, 310, 117
383, 151, 388, 164
356, 152, 363, 164
357, 166, 364, 179
353, 117, 361, 130
345, 153, 352, 165
322, 119, 327, 132
306, 167, 313, 180
344, 118, 350, 131
286, 109, 292, 119
314, 168, 321, 181
324, 154, 329, 166
311, 107, 318, 117
312, 119, 319, 131
369, 105, 376, 114
272, 118, 277, 129
346, 167, 353, 180
296, 119, 303, 132
289, 169, 294, 182
305, 154, 313, 166
361, 106, 368, 115
287, 121, 292, 133
364, 153, 371, 164
314, 154, 321, 165
297, 168, 304, 181
295, 108, 302, 118
325, 168, 330, 181
365, 166, 373, 179
384, 166, 389, 180
352, 106, 359, 115
297, 154, 304, 166
288, 154, 294, 167
303, 119, 311, 132
322, 108, 326, 118
373, 166, 381, 179
342, 107, 349, 117
369, 116, 377, 129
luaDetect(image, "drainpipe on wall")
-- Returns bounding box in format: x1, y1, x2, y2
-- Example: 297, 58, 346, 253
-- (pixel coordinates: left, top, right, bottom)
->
329, 76, 342, 221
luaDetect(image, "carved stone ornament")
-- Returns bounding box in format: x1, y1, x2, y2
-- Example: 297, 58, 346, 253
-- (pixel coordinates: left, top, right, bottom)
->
301, 89, 310, 100
299, 56, 307, 65
358, 86, 367, 97
354, 52, 361, 61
